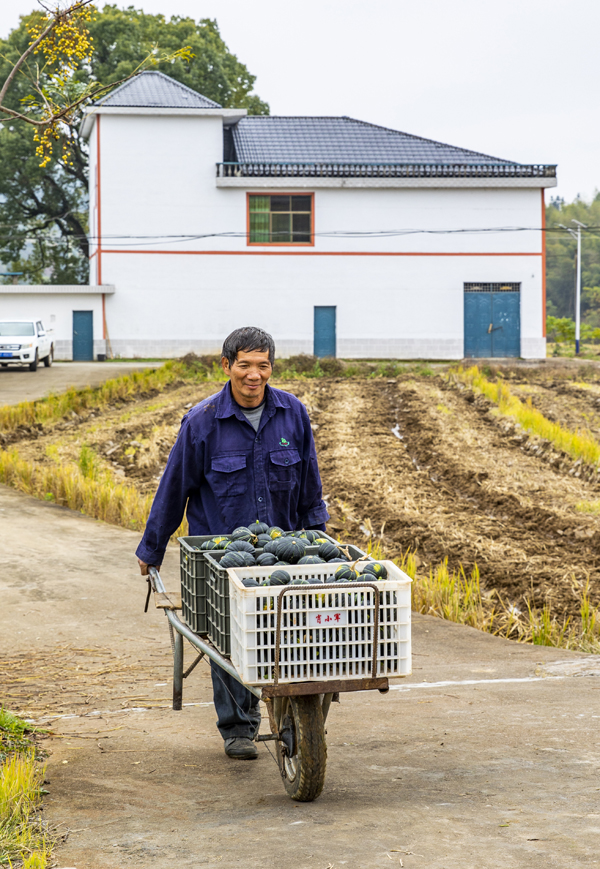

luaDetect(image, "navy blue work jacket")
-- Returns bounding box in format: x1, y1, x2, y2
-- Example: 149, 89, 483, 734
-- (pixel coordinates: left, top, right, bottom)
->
135, 381, 329, 566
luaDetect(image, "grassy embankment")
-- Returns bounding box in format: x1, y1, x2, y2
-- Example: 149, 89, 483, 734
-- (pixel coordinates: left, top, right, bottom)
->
0, 708, 51, 868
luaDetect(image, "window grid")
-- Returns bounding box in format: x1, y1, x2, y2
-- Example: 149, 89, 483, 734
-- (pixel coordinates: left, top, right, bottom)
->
248, 194, 314, 246
464, 283, 521, 293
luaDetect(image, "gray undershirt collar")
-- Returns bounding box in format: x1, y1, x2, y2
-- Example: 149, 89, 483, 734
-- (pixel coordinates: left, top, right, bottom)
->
239, 400, 265, 432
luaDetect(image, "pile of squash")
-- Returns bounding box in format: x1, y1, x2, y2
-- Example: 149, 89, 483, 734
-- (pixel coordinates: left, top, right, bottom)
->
191, 521, 388, 585
242, 560, 388, 588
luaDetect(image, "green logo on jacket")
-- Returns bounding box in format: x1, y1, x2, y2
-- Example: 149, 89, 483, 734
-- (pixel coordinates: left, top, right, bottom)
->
279, 437, 289, 446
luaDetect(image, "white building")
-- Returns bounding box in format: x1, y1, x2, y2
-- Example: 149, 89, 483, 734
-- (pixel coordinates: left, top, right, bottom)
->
3, 71, 557, 360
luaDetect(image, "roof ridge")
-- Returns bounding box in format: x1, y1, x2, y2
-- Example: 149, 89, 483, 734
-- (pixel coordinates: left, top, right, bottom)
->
95, 69, 222, 108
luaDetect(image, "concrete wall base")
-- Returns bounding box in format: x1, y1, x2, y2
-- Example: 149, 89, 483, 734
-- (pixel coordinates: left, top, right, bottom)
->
107, 337, 471, 360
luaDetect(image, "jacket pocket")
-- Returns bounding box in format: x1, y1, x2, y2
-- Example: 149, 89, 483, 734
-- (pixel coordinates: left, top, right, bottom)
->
268, 448, 301, 491
210, 453, 247, 497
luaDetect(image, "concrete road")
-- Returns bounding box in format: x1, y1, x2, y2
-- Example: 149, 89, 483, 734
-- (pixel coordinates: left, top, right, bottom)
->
0, 361, 162, 406
2, 484, 600, 869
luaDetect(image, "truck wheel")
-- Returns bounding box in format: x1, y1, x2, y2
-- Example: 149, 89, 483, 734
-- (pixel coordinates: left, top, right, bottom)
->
43, 347, 53, 367
29, 350, 38, 372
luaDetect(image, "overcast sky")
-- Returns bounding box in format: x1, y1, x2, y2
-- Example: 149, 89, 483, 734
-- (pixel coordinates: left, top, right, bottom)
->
1, 0, 598, 203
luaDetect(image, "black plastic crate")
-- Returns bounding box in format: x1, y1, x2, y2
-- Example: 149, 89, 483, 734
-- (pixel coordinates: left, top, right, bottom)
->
204, 539, 369, 657
179, 535, 231, 634
205, 556, 232, 656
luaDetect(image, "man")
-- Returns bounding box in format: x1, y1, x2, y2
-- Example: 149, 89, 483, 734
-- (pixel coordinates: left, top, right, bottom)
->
136, 326, 329, 759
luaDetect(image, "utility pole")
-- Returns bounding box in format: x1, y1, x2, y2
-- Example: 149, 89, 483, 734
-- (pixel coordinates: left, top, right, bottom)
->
559, 220, 587, 354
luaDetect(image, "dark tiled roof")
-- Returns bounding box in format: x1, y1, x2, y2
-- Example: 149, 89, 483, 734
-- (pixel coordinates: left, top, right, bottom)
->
230, 116, 515, 165
97, 70, 222, 109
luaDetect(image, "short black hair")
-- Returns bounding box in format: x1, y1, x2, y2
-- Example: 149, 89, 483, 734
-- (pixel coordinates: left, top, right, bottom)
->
221, 327, 275, 367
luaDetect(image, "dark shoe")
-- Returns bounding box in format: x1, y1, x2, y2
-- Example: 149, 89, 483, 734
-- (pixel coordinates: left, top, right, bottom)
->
224, 737, 258, 759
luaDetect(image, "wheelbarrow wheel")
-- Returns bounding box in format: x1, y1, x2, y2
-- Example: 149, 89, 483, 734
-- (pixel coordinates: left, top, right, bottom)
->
276, 694, 327, 802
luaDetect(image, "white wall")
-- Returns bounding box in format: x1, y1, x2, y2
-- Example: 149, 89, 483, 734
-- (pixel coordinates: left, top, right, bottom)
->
90, 112, 546, 359
0, 291, 106, 360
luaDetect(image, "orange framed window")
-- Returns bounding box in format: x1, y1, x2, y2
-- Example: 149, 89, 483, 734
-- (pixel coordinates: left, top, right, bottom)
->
248, 194, 314, 245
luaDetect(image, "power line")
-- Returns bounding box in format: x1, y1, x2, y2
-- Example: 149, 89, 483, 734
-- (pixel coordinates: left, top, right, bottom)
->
2, 225, 600, 246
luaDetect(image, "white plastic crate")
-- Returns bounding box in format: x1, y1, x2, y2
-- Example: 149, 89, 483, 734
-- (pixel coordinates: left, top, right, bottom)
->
227, 560, 412, 686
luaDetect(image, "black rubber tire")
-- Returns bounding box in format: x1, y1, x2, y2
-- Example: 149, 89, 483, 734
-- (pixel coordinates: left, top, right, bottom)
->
276, 694, 327, 802
0, 363, 7, 368
43, 347, 53, 367
29, 350, 38, 372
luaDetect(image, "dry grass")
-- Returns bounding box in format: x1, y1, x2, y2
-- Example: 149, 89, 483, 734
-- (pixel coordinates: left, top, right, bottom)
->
0, 448, 186, 539
453, 365, 600, 467
0, 710, 51, 868
0, 360, 201, 434
576, 500, 600, 514
407, 547, 600, 653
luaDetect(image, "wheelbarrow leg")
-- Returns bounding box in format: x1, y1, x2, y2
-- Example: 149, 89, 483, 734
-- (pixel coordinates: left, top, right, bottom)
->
173, 630, 183, 711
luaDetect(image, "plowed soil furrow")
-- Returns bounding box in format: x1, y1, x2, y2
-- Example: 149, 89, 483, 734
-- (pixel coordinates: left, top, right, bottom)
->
287, 378, 600, 615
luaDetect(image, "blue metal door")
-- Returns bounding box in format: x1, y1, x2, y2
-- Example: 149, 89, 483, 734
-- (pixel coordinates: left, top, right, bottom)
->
464, 287, 520, 358
314, 306, 336, 357
464, 293, 492, 358
491, 293, 520, 357
73, 310, 93, 361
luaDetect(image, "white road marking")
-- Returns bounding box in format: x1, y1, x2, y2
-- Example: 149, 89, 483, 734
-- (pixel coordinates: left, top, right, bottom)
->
389, 676, 566, 691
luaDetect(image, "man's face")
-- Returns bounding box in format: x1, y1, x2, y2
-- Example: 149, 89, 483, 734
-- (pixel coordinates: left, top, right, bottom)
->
221, 349, 272, 407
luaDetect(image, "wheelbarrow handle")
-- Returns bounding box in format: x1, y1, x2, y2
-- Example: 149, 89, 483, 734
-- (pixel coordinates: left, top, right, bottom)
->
147, 565, 261, 699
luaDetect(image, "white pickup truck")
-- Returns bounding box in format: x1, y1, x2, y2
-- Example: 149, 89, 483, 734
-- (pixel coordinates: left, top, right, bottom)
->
0, 319, 54, 371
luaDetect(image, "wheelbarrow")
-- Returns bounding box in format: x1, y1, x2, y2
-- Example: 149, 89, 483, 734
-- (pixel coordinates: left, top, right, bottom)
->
146, 563, 410, 801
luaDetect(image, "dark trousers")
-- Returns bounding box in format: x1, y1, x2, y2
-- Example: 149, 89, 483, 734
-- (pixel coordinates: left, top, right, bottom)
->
210, 661, 261, 740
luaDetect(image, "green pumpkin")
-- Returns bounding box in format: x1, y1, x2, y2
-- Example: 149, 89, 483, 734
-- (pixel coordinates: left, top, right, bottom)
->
212, 536, 229, 549
256, 552, 277, 567
220, 551, 247, 569
268, 526, 284, 539
269, 569, 291, 586
361, 561, 388, 580
255, 534, 273, 548
200, 540, 215, 550
274, 560, 289, 566
226, 540, 255, 554
298, 555, 325, 565
290, 578, 310, 585
248, 521, 270, 536
231, 527, 255, 542
242, 577, 259, 587
276, 537, 308, 564
304, 530, 321, 543
318, 542, 340, 561
263, 539, 279, 555
334, 564, 357, 581
260, 577, 273, 586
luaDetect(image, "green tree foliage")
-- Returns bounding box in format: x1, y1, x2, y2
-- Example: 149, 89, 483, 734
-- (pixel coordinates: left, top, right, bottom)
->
0, 6, 269, 284
545, 193, 600, 324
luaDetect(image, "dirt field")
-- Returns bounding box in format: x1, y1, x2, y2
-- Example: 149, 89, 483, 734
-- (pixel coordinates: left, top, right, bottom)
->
5, 362, 600, 620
